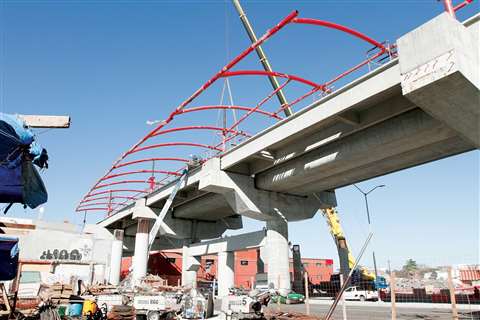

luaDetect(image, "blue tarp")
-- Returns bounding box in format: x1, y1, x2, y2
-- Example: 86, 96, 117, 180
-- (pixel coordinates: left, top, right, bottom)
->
0, 236, 19, 281
0, 113, 48, 209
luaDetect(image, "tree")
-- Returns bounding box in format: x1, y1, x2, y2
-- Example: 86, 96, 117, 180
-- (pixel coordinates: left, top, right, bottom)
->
402, 259, 418, 274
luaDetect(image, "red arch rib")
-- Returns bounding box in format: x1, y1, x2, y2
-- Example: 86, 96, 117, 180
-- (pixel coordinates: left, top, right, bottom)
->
77, 208, 112, 212
221, 70, 324, 89
84, 189, 148, 198
80, 196, 138, 203
180, 105, 282, 120
150, 126, 251, 138
78, 202, 126, 208
113, 157, 189, 170
291, 18, 386, 52
101, 169, 182, 181
130, 142, 222, 155
93, 180, 164, 190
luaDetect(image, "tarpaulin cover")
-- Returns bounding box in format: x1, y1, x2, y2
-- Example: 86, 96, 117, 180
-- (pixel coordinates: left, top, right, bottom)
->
0, 113, 48, 209
0, 236, 19, 281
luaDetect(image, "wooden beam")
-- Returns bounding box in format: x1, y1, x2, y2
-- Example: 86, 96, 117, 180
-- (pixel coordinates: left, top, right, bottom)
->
17, 115, 71, 128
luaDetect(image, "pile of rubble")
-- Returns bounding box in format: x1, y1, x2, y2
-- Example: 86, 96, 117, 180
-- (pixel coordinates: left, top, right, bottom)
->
265, 311, 324, 320
107, 305, 136, 320
395, 277, 448, 293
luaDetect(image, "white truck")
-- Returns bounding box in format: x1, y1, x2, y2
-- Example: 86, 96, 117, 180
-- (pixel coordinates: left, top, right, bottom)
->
343, 286, 378, 301
133, 293, 182, 320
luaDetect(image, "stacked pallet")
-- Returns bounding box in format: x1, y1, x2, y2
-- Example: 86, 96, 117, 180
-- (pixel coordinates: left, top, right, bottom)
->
45, 284, 73, 304
142, 274, 168, 287
89, 284, 118, 296
107, 305, 135, 320
137, 274, 181, 294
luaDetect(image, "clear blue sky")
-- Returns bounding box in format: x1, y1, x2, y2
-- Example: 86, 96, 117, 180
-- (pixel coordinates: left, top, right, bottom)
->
1, 0, 478, 270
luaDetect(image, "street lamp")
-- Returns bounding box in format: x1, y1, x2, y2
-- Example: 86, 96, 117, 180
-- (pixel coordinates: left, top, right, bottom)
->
353, 183, 385, 278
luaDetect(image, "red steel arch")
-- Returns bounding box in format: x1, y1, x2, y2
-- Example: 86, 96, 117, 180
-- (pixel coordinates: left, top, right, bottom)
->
81, 4, 474, 214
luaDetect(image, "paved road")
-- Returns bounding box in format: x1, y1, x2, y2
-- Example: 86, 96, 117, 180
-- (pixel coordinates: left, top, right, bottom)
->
264, 303, 480, 320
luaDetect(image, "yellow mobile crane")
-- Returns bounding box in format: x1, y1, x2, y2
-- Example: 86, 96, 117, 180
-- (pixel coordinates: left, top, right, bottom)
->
321, 207, 376, 282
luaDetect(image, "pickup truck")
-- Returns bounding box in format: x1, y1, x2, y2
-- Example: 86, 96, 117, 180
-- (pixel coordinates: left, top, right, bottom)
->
343, 286, 378, 301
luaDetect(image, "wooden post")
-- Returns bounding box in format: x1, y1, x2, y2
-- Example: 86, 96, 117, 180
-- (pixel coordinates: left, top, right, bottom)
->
0, 283, 11, 317
17, 114, 71, 128
277, 275, 281, 311
340, 274, 347, 320
391, 272, 396, 320
304, 272, 310, 315
448, 267, 459, 320
212, 278, 216, 299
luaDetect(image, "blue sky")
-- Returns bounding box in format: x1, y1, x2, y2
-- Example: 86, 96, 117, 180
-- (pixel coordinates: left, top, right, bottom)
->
1, 0, 478, 270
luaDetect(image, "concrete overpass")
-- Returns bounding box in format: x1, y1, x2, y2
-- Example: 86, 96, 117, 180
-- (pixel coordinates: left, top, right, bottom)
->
95, 12, 479, 293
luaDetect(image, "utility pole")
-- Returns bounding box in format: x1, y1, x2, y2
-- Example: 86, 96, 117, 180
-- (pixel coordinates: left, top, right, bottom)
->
231, 0, 293, 117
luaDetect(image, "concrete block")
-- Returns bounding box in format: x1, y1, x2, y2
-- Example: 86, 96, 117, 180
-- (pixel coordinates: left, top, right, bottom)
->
399, 13, 480, 147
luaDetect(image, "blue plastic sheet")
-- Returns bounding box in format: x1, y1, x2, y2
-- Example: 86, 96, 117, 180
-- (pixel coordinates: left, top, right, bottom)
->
0, 236, 19, 281
0, 113, 48, 209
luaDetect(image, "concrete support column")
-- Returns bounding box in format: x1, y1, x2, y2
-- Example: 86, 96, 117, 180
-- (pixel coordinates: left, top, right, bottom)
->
133, 218, 150, 281
182, 242, 201, 288
109, 229, 124, 285
266, 218, 291, 294
217, 251, 235, 297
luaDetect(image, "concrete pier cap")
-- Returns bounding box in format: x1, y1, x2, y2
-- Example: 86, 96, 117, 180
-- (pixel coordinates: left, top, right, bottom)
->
199, 158, 337, 221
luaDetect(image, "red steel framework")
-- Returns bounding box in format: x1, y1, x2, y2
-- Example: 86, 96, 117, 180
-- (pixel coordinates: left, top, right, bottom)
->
76, 2, 475, 216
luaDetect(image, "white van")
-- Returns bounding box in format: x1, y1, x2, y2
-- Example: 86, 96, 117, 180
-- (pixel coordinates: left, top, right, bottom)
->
343, 286, 378, 301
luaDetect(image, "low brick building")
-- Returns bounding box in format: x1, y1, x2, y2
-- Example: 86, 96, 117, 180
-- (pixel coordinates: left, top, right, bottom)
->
121, 248, 333, 289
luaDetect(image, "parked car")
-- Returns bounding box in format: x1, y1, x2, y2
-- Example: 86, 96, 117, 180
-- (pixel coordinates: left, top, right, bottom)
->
343, 286, 378, 301
271, 292, 305, 304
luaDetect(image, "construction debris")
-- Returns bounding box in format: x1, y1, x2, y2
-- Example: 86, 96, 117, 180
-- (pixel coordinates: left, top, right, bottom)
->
264, 311, 324, 320
42, 284, 74, 305
107, 305, 136, 320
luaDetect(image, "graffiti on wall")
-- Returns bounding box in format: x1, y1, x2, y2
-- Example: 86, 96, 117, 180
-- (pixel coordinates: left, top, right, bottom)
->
39, 244, 92, 261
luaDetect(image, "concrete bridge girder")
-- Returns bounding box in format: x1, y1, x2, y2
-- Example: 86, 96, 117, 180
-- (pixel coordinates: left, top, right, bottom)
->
255, 108, 468, 194
198, 158, 336, 221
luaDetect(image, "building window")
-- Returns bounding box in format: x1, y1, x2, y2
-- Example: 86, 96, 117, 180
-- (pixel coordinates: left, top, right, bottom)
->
316, 263, 323, 267
240, 260, 249, 266
167, 258, 176, 263
303, 263, 309, 268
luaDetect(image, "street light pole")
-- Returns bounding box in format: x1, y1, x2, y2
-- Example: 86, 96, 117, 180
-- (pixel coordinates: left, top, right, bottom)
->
353, 184, 385, 279
364, 192, 371, 225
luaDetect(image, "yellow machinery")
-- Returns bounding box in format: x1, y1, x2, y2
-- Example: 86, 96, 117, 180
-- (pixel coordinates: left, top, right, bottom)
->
321, 207, 375, 281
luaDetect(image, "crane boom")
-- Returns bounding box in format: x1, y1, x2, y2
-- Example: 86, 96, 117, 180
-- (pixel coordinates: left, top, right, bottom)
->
321, 207, 375, 281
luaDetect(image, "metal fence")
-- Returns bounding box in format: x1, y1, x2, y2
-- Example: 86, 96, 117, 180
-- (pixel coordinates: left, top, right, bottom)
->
282, 265, 480, 320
